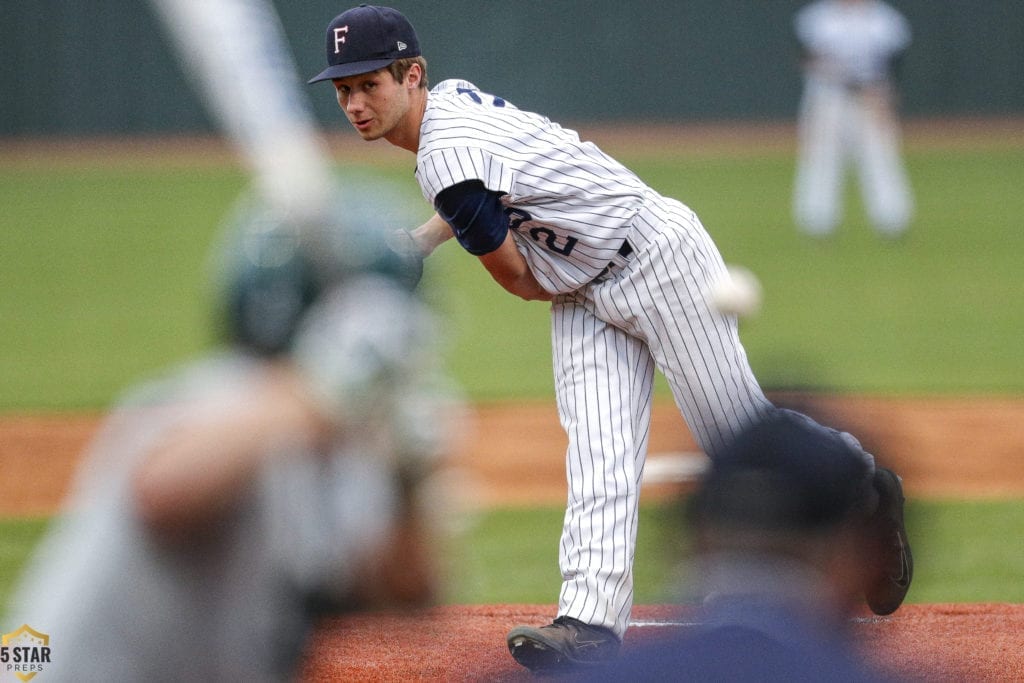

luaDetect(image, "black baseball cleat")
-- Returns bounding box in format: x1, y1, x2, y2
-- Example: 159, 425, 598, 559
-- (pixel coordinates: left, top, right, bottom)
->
865, 467, 914, 615
507, 616, 620, 672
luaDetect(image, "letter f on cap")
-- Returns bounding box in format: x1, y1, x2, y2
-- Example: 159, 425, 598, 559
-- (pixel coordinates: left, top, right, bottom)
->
333, 25, 349, 54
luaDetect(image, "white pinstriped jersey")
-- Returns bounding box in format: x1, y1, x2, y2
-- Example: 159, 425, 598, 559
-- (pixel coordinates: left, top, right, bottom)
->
416, 79, 647, 293
795, 0, 910, 86
414, 79, 775, 639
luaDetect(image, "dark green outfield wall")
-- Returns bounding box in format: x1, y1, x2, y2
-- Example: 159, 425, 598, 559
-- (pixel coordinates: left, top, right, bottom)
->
2, 1, 1022, 136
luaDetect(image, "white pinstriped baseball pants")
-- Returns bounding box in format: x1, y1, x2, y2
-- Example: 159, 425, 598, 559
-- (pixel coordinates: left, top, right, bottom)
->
551, 191, 772, 637
793, 78, 914, 237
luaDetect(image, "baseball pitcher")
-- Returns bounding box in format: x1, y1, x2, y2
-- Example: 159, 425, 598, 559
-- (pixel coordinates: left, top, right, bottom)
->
309, 5, 914, 673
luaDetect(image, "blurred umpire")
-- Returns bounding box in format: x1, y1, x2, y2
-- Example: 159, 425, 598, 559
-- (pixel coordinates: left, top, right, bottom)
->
593, 409, 906, 682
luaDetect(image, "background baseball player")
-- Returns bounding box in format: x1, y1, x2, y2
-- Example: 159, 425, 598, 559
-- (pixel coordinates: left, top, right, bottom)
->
792, 0, 915, 239
309, 5, 913, 672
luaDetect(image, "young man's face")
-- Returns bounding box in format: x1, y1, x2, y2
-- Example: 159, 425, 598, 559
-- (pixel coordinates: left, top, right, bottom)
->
332, 67, 415, 143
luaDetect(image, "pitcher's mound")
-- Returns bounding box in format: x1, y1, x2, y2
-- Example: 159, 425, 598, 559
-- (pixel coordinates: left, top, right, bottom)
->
301, 603, 1024, 681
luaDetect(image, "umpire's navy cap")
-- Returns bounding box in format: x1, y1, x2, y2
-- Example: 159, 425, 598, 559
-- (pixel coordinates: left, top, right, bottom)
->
692, 409, 876, 532
308, 5, 420, 83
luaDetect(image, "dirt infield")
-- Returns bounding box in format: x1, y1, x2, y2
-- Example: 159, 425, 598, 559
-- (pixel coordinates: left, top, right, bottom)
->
300, 604, 1024, 682
449, 396, 1024, 505
1, 396, 1022, 679
4, 396, 1022, 516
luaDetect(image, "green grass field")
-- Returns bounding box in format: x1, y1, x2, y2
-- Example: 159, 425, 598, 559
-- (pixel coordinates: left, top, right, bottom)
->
3, 145, 1021, 407
442, 500, 1024, 605
3, 500, 1023, 607
1, 138, 1022, 606
434, 146, 1024, 398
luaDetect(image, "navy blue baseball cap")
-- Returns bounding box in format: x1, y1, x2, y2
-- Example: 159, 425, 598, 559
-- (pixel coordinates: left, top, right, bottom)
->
308, 5, 420, 84
692, 409, 875, 532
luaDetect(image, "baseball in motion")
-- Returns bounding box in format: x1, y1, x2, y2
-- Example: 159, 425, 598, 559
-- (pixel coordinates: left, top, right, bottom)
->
707, 264, 763, 318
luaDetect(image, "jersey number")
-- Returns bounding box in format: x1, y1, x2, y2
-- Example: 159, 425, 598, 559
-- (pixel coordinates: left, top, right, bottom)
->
456, 87, 577, 256
506, 208, 578, 256
457, 87, 506, 107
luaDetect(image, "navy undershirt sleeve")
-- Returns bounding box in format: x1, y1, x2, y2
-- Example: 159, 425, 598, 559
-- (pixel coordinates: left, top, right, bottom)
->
434, 180, 509, 256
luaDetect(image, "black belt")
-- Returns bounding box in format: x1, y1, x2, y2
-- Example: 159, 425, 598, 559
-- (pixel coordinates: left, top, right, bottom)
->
592, 239, 634, 283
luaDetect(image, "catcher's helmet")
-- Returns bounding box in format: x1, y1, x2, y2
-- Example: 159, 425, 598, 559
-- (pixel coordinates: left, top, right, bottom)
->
213, 172, 423, 356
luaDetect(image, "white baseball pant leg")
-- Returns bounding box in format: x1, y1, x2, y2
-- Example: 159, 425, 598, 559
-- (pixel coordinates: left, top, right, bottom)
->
551, 298, 656, 637
852, 94, 914, 237
552, 193, 772, 637
793, 78, 849, 237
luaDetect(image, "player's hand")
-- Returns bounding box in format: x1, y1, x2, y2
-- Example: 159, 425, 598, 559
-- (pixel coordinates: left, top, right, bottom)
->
408, 214, 455, 257
387, 228, 427, 260
385, 229, 426, 289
